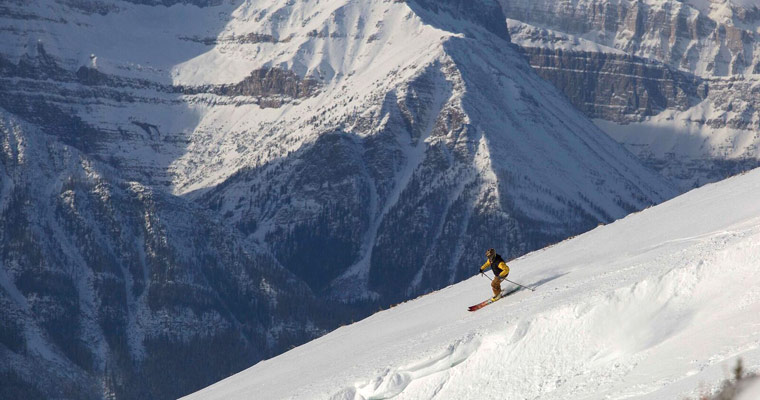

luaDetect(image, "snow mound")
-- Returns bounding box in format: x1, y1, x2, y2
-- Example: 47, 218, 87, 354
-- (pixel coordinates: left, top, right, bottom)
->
192, 129, 760, 397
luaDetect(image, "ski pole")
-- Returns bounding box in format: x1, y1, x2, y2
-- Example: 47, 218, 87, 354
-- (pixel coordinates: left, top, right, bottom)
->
504, 278, 535, 292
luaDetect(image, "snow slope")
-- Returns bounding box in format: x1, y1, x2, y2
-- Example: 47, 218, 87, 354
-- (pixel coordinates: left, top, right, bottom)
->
186, 167, 760, 400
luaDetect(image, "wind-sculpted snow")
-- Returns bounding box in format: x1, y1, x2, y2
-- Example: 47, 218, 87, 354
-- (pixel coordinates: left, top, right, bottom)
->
186, 168, 760, 400
349, 335, 481, 399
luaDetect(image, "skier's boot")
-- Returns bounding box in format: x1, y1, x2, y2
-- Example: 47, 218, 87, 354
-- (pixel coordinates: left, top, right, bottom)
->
491, 294, 501, 302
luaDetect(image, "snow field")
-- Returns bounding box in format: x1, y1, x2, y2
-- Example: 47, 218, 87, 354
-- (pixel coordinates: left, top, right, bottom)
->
738, 378, 760, 400
186, 168, 760, 400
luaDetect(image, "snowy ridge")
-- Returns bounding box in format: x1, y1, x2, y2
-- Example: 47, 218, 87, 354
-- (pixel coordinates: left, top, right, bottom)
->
169, 0, 497, 195
187, 168, 760, 400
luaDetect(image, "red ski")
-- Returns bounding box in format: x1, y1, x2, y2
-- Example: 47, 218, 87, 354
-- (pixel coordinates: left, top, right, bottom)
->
467, 298, 496, 311
467, 288, 521, 312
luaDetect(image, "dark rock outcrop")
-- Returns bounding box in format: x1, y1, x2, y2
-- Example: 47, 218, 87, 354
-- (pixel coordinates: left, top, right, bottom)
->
520, 47, 707, 123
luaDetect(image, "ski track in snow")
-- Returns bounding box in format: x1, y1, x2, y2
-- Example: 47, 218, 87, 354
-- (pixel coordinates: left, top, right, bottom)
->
186, 168, 760, 400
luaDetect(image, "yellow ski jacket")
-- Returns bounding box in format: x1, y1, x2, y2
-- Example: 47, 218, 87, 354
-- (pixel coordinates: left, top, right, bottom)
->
480, 256, 509, 278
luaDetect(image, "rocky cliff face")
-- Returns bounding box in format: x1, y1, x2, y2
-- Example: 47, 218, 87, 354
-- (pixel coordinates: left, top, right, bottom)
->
502, 0, 760, 190
503, 0, 760, 77
0, 0, 675, 398
518, 47, 708, 123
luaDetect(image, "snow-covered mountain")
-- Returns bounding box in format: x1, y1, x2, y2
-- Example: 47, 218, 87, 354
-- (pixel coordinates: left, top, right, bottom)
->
502, 0, 760, 189
186, 167, 760, 400
0, 1, 676, 299
0, 0, 678, 398
190, 0, 677, 305
0, 110, 343, 399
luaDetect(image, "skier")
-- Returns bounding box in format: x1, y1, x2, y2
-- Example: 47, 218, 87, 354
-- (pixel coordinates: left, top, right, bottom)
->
479, 248, 510, 301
